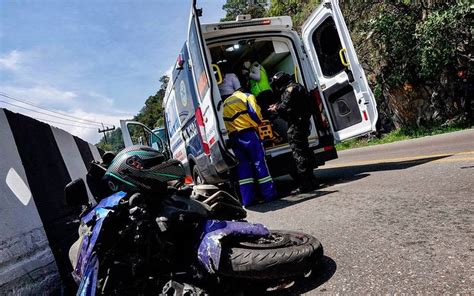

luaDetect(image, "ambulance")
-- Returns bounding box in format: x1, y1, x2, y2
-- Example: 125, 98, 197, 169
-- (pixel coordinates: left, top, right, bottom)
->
121, 0, 378, 184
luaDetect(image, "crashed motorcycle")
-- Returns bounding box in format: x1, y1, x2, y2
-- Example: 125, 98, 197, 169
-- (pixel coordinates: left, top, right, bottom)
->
66, 146, 323, 295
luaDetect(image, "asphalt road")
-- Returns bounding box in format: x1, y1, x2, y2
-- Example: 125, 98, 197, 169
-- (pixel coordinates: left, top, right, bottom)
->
246, 129, 474, 295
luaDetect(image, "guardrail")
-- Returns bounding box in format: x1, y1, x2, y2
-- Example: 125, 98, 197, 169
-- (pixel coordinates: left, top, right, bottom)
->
0, 108, 103, 294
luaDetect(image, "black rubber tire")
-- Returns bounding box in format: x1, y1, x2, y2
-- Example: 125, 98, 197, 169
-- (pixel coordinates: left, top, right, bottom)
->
192, 165, 204, 185
218, 230, 323, 280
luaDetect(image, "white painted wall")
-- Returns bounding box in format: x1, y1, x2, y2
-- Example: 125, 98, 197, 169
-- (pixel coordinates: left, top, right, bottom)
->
0, 110, 60, 293
51, 127, 95, 204
89, 142, 102, 162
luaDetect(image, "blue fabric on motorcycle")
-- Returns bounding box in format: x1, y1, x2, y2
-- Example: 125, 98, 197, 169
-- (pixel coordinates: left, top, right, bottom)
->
229, 129, 276, 206
197, 220, 269, 273
74, 234, 89, 282
74, 192, 126, 284
82, 191, 127, 223
76, 210, 109, 279
77, 254, 99, 296
203, 220, 228, 233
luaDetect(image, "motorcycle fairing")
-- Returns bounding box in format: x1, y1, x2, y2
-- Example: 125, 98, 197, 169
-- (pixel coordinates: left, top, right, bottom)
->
197, 220, 269, 273
77, 254, 99, 296
73, 191, 127, 283
81, 191, 127, 223
74, 210, 108, 280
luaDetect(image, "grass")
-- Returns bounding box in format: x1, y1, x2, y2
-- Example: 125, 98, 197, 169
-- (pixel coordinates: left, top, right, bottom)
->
335, 124, 469, 151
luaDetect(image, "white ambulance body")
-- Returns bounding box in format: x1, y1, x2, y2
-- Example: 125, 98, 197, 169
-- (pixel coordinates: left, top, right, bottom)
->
122, 0, 378, 184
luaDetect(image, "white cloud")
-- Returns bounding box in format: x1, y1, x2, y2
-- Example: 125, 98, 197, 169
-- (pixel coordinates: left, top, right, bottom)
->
0, 84, 131, 143
1, 85, 77, 107
1, 104, 132, 143
0, 49, 134, 144
0, 50, 24, 71
86, 91, 114, 106
1, 84, 121, 112
60, 109, 132, 143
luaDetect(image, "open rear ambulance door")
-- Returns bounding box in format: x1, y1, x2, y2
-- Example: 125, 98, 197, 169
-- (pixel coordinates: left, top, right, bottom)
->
302, 0, 378, 142
187, 0, 236, 173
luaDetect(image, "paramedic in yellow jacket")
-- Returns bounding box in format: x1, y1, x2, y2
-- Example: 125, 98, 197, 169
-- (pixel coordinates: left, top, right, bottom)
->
223, 90, 277, 206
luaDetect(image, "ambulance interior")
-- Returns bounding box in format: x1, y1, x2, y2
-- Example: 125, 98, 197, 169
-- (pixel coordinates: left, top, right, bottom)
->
209, 38, 308, 149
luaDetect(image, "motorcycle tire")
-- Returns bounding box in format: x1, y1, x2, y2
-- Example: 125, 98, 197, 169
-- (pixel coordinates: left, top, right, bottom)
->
218, 230, 323, 280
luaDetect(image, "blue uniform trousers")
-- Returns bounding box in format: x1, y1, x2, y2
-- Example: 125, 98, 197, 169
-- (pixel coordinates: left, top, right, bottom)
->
230, 129, 277, 206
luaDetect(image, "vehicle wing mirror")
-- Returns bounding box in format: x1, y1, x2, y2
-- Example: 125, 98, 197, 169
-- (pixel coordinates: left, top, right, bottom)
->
65, 178, 89, 207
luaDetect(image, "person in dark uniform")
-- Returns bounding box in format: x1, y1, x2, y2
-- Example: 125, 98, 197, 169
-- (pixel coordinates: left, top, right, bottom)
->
268, 71, 316, 194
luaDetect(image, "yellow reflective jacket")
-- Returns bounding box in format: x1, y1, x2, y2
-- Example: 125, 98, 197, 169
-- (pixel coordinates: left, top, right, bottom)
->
223, 91, 263, 134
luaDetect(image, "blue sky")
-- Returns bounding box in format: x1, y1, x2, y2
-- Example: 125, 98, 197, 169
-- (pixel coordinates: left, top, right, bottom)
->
0, 0, 226, 142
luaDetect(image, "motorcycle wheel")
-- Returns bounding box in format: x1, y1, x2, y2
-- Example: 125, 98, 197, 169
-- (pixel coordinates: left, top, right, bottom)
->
218, 230, 323, 280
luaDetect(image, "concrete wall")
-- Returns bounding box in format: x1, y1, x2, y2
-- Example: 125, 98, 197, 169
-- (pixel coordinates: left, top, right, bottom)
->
0, 108, 103, 294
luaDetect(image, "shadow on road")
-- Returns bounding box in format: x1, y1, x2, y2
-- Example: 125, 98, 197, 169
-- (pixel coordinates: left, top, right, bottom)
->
266, 256, 337, 296
248, 189, 338, 213
274, 172, 368, 197
248, 155, 451, 213
316, 155, 452, 187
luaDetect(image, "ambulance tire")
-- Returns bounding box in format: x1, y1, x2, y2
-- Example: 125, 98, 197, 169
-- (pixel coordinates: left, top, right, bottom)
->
192, 165, 204, 185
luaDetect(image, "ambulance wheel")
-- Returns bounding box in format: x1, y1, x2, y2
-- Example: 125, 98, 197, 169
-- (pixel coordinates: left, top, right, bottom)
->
192, 166, 204, 185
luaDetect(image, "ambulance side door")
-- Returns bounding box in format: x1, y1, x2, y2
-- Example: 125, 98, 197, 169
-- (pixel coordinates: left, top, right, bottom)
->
120, 120, 170, 158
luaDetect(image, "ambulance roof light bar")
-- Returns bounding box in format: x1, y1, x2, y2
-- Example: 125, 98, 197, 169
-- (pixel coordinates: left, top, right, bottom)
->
201, 16, 293, 36
218, 18, 272, 30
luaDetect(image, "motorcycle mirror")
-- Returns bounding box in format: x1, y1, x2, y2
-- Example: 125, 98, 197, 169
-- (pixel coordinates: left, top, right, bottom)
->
101, 151, 116, 166
65, 178, 89, 207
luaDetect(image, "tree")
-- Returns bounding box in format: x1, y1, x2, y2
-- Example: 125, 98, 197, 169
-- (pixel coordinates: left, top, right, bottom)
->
133, 74, 169, 128
221, 0, 267, 21
268, 0, 320, 31
363, 2, 472, 127
96, 75, 169, 152
96, 128, 124, 152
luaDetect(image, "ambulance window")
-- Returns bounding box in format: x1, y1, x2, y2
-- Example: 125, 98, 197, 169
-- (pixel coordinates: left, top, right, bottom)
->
311, 17, 344, 77
126, 123, 162, 151
188, 22, 209, 101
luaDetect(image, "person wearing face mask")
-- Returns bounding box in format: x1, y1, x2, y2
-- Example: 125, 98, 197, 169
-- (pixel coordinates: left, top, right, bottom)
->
241, 60, 276, 119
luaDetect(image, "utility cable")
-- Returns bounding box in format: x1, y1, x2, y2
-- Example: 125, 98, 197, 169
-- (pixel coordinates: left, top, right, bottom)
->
28, 116, 98, 129
0, 99, 100, 127
0, 92, 114, 126
0, 100, 99, 129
